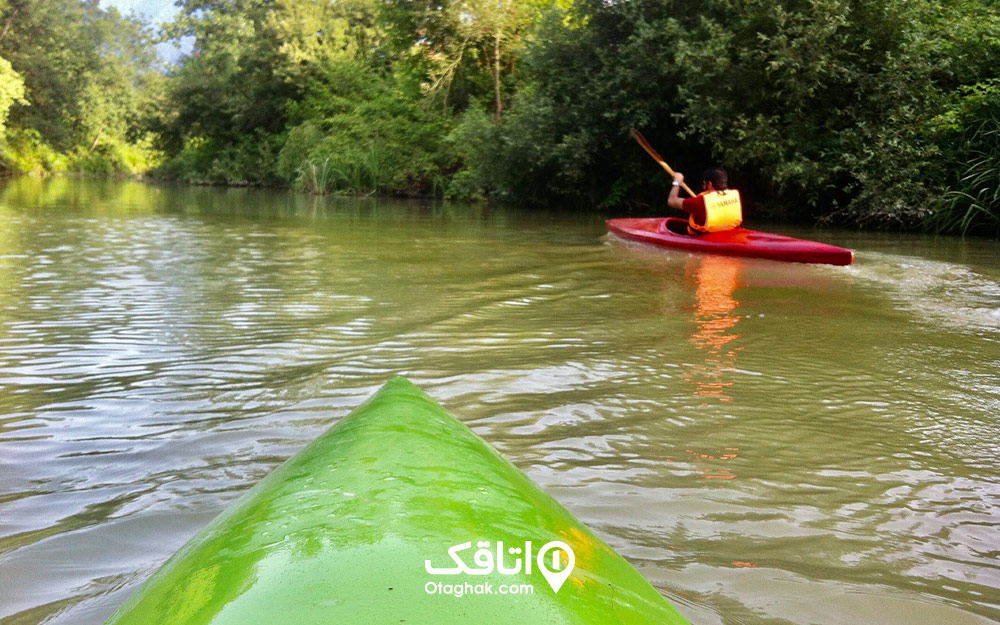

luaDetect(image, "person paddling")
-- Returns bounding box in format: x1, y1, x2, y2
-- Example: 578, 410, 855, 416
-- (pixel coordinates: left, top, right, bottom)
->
667, 167, 743, 235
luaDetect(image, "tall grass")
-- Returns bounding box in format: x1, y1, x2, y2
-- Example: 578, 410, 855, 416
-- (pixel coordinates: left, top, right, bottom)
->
936, 160, 1000, 236
328, 145, 395, 196
296, 145, 397, 196
928, 106, 1000, 236
295, 157, 332, 194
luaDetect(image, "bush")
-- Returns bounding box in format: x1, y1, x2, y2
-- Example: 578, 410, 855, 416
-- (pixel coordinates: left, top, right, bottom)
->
155, 132, 282, 185
442, 103, 500, 200
0, 127, 67, 174
926, 80, 1000, 235
278, 71, 451, 196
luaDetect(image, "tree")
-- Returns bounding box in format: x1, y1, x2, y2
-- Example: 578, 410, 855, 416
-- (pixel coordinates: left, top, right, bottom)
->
0, 0, 95, 149
159, 0, 391, 183
447, 0, 701, 205
0, 0, 163, 173
462, 0, 1000, 226
381, 0, 543, 118
0, 55, 26, 137
448, 0, 535, 120
77, 8, 163, 152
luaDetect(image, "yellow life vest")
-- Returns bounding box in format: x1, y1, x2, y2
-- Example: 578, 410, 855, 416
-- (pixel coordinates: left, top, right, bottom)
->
689, 190, 743, 233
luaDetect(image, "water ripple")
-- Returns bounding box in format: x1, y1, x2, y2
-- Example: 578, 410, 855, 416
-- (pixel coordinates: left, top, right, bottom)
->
1, 182, 998, 625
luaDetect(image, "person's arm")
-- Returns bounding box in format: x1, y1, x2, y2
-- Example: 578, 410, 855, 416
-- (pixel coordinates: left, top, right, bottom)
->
667, 172, 685, 210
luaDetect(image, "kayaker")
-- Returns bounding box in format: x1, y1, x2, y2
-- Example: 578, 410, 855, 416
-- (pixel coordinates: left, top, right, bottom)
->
667, 167, 743, 235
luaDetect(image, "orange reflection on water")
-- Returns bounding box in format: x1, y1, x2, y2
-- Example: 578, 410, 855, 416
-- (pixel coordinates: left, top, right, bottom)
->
680, 446, 741, 481
684, 255, 745, 402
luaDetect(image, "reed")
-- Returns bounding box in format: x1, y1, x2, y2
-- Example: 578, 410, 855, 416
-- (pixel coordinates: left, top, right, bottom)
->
929, 110, 1000, 236
295, 157, 332, 195
328, 145, 395, 195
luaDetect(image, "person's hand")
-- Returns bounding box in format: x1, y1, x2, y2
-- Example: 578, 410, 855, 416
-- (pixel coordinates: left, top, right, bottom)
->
673, 172, 684, 184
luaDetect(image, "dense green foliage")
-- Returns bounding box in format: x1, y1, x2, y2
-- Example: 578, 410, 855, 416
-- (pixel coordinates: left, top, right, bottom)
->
1, 0, 998, 233
485, 0, 1000, 231
0, 0, 163, 175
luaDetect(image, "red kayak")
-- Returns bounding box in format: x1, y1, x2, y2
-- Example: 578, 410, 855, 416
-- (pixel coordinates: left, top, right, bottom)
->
606, 217, 854, 266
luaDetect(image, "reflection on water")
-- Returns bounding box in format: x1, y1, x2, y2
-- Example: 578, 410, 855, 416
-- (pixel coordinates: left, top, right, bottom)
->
678, 255, 745, 483
684, 255, 744, 402
1, 178, 999, 625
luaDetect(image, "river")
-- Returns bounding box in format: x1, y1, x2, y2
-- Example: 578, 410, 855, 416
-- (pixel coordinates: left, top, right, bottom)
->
1, 178, 998, 625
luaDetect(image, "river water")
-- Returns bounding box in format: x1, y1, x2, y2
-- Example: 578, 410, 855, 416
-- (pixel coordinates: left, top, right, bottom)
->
0, 178, 997, 625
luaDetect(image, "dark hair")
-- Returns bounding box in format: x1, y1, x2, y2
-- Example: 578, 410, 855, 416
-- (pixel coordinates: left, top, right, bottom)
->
702, 167, 728, 190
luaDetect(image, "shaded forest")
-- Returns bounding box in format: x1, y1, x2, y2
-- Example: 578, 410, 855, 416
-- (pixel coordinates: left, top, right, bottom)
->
1, 0, 998, 233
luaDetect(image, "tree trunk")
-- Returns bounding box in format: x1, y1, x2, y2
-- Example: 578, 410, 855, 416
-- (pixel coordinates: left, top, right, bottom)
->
89, 123, 105, 152
493, 30, 502, 121
0, 4, 23, 43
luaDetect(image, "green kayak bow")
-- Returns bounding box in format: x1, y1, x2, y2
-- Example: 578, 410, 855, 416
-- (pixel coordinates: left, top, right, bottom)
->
104, 377, 691, 625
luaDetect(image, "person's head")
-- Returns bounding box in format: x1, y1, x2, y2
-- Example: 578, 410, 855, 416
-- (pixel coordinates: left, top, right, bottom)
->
702, 167, 728, 191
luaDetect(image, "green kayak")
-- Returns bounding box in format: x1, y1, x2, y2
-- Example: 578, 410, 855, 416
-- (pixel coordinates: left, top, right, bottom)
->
104, 378, 691, 625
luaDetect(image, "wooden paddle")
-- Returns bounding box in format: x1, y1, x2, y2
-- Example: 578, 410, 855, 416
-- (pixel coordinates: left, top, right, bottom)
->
630, 129, 696, 197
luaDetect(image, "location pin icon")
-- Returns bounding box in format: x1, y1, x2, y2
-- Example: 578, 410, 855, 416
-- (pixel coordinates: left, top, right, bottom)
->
537, 541, 575, 593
